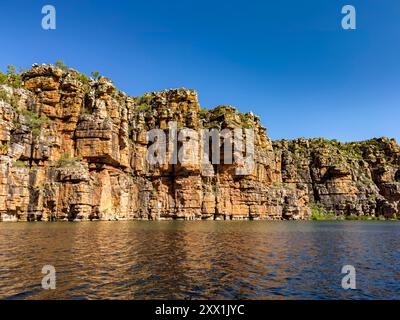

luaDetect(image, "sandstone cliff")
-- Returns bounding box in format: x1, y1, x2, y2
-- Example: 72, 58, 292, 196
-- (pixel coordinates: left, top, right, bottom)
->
0, 64, 399, 221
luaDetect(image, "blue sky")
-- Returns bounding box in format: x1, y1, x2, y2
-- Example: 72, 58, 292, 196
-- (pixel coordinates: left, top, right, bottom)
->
1, 0, 399, 141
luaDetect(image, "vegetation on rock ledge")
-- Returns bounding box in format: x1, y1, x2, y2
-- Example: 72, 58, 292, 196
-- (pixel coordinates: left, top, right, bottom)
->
0, 65, 23, 88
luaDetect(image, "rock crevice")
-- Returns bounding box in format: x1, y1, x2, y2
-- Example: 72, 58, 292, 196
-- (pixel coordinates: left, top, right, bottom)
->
0, 64, 399, 221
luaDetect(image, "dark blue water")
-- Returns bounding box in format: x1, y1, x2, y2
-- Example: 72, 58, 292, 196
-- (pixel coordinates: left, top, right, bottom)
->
0, 221, 399, 299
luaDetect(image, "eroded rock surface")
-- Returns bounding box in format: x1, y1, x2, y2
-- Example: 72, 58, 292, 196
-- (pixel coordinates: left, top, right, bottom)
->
0, 65, 399, 221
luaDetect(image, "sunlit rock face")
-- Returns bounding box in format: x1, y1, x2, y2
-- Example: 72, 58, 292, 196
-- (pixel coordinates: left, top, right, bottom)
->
0, 64, 399, 221
273, 138, 400, 219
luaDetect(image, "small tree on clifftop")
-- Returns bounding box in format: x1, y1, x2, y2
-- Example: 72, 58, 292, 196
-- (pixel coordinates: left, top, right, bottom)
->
91, 71, 100, 80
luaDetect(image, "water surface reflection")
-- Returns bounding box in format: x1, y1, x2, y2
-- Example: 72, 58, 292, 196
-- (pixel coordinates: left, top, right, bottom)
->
0, 221, 398, 299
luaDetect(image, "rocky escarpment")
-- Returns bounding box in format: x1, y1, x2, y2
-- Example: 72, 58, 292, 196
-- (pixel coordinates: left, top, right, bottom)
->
274, 138, 400, 218
0, 64, 399, 221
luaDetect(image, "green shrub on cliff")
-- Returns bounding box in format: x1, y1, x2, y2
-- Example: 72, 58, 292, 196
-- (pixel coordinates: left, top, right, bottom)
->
76, 72, 90, 84
239, 113, 253, 128
12, 160, 27, 168
0, 72, 7, 85
6, 65, 22, 88
0, 65, 23, 88
310, 202, 337, 220
136, 104, 150, 112
22, 110, 51, 135
134, 95, 153, 107
91, 71, 100, 80
204, 120, 221, 129
212, 106, 232, 119
55, 60, 69, 72
309, 203, 383, 221
199, 108, 208, 119
54, 61, 90, 85
0, 90, 9, 102
55, 153, 82, 168
131, 95, 153, 114
0, 143, 9, 153
0, 90, 19, 110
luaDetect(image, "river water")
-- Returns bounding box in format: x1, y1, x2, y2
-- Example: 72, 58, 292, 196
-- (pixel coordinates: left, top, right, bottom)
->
0, 221, 398, 299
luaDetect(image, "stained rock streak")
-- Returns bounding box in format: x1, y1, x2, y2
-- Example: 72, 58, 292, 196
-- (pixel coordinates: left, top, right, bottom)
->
0, 64, 399, 221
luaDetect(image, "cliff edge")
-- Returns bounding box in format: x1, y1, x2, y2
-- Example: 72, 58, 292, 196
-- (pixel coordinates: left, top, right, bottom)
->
0, 64, 399, 221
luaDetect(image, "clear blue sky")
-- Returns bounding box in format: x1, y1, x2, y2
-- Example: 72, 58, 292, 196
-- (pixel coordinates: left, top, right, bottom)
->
1, 0, 399, 141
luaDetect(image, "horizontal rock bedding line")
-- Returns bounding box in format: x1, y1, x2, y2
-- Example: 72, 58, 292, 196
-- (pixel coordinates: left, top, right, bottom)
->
0, 64, 399, 221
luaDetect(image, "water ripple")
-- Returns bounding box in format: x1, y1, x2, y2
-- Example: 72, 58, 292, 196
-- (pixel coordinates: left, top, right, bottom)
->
0, 221, 399, 299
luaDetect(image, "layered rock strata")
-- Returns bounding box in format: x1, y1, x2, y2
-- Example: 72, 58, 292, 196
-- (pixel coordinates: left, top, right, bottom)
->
0, 64, 399, 221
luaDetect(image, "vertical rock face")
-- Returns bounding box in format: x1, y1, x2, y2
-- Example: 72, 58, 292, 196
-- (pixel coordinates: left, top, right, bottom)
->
273, 138, 400, 218
0, 64, 399, 221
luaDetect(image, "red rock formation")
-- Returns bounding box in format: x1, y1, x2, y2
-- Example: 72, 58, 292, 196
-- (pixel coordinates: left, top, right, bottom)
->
0, 64, 399, 221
